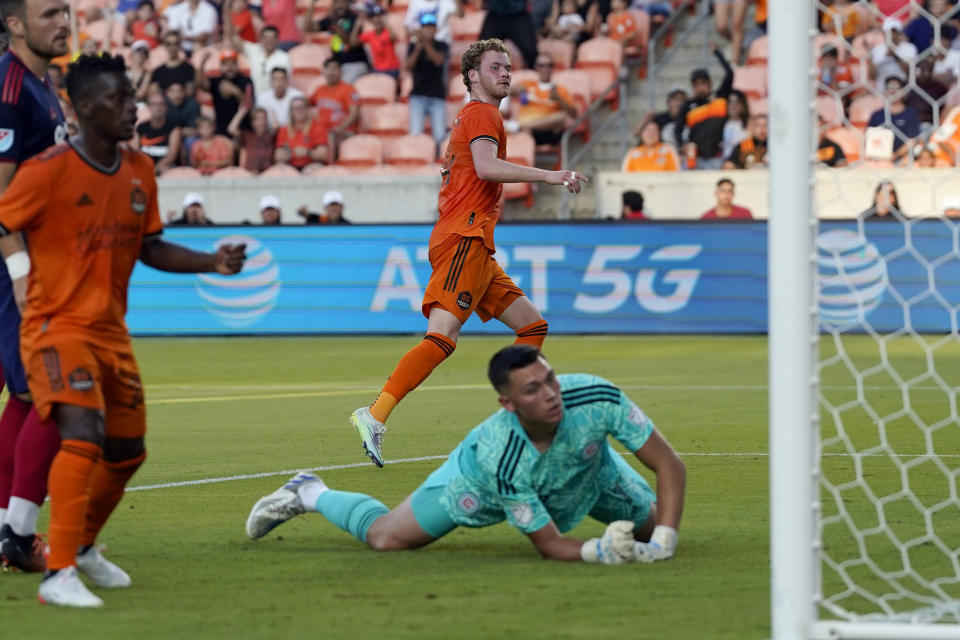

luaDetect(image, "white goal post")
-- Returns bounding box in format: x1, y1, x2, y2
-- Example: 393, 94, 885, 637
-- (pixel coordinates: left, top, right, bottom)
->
769, 1, 960, 639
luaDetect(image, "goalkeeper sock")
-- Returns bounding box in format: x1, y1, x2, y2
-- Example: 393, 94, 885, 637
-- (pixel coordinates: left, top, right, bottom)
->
314, 490, 389, 544
371, 333, 456, 423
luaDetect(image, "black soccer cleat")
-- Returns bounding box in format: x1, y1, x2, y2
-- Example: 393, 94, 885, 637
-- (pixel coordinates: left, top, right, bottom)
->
0, 523, 47, 573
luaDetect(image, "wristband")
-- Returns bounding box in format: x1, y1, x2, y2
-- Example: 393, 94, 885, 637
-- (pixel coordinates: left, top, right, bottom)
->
5, 250, 29, 280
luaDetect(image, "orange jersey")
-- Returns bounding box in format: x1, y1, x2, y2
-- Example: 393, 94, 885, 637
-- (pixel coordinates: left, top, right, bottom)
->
435, 100, 505, 252
820, 5, 858, 39
0, 142, 163, 350
517, 81, 573, 124
621, 143, 680, 172
310, 81, 359, 132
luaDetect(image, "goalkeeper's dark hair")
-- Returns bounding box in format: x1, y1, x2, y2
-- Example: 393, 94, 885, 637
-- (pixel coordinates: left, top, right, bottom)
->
488, 344, 543, 393
66, 53, 128, 105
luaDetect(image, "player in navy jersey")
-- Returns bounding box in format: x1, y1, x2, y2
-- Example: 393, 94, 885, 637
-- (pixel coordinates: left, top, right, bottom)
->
0, 0, 70, 573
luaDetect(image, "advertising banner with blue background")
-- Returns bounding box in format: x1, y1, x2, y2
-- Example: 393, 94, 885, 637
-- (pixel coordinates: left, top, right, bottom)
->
126, 221, 959, 335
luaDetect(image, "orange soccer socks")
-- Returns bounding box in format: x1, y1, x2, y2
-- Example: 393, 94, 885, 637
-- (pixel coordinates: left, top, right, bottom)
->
46, 440, 101, 571
81, 453, 146, 548
370, 333, 457, 423
514, 320, 549, 349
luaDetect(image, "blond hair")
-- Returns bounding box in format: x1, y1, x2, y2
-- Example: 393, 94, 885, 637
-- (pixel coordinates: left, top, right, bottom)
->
461, 38, 510, 93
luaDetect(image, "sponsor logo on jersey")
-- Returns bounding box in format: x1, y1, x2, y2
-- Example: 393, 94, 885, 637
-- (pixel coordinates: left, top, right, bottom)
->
581, 440, 602, 460
0, 128, 14, 153
456, 291, 472, 309
130, 187, 147, 214
457, 492, 479, 514
509, 502, 534, 526
68, 368, 95, 391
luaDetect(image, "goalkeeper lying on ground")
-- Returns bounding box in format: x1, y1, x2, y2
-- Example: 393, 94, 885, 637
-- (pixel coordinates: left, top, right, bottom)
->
245, 344, 686, 564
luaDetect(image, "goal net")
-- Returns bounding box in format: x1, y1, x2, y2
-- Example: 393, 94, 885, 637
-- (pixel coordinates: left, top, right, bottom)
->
771, 1, 960, 638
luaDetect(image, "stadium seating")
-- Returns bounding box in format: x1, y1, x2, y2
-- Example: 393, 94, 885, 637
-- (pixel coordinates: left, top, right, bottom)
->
537, 38, 574, 70
291, 74, 326, 96
447, 75, 467, 103
364, 103, 410, 137
450, 10, 486, 42
816, 94, 844, 127
574, 37, 622, 105
851, 30, 884, 62
510, 69, 539, 89
81, 19, 125, 48
75, 0, 109, 23
551, 69, 592, 111
354, 72, 398, 105
337, 134, 384, 166
384, 134, 437, 165
748, 96, 768, 116
848, 94, 884, 129
825, 126, 864, 163
733, 65, 766, 99
261, 163, 304, 177
148, 45, 170, 69
626, 9, 651, 53
746, 35, 769, 66
448, 40, 473, 77
212, 166, 255, 178
289, 43, 330, 76
503, 132, 535, 206
161, 167, 203, 179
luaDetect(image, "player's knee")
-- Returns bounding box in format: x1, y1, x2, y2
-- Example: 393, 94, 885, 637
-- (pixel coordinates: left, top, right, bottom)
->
52, 404, 105, 446
103, 436, 146, 463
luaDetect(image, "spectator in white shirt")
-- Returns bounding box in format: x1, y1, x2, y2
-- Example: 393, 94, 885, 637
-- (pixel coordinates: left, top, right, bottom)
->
224, 4, 293, 95
163, 0, 218, 53
256, 67, 304, 128
404, 0, 463, 44
870, 17, 918, 90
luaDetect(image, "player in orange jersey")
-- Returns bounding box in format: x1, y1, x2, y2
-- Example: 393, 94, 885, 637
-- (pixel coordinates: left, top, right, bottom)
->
350, 38, 588, 468
0, 53, 246, 607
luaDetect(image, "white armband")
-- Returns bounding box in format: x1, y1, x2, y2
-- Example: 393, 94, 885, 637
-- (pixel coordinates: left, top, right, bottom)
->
4, 250, 29, 280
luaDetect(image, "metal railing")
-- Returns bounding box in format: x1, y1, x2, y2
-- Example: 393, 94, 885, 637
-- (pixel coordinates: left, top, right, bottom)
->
556, 0, 713, 218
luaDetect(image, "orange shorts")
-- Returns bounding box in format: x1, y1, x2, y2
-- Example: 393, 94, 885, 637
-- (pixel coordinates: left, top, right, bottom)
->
422, 234, 524, 324
23, 340, 146, 438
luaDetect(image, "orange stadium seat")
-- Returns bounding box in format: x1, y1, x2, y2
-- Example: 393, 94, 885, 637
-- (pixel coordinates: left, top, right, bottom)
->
574, 37, 622, 105
385, 12, 408, 41
365, 103, 410, 137
851, 30, 884, 61
626, 9, 651, 53
384, 133, 437, 165
161, 167, 203, 179
81, 19, 125, 48
389, 0, 409, 13
733, 65, 766, 99
398, 72, 413, 102
292, 74, 326, 96
746, 35, 769, 66
211, 166, 255, 178
450, 10, 486, 41
848, 94, 884, 129
447, 74, 467, 103
816, 94, 844, 127
536, 38, 574, 70
448, 40, 472, 77
812, 33, 847, 62
337, 134, 384, 166
510, 69, 538, 88
260, 163, 303, 177
289, 43, 330, 76
148, 45, 170, 69
75, 0, 110, 23
354, 72, 398, 105
748, 96, 768, 117
825, 126, 864, 163
504, 132, 535, 206
551, 69, 592, 110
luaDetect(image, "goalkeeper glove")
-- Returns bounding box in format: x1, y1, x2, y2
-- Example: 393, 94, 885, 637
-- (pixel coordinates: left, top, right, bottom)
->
581, 520, 635, 564
633, 525, 678, 563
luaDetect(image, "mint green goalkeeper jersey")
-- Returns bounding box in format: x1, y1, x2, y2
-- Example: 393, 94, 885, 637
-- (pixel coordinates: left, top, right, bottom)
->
426, 373, 654, 534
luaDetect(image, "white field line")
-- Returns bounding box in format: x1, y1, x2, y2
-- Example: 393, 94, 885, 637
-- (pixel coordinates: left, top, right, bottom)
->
125, 451, 959, 493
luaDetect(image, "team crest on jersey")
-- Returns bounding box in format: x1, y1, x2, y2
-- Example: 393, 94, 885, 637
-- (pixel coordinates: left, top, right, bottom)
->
457, 492, 479, 514
456, 291, 472, 310
581, 440, 602, 461
509, 502, 534, 526
0, 128, 14, 153
68, 368, 95, 391
627, 403, 647, 426
130, 186, 147, 214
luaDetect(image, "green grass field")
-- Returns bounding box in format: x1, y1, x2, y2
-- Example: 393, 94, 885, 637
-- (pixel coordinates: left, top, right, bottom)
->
2, 333, 950, 638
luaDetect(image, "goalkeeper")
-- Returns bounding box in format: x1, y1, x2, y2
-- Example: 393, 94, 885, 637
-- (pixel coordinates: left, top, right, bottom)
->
246, 344, 686, 564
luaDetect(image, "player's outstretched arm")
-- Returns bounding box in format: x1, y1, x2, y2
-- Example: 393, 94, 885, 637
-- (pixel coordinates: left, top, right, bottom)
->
139, 236, 247, 275
526, 519, 634, 564
632, 429, 686, 563
471, 138, 588, 193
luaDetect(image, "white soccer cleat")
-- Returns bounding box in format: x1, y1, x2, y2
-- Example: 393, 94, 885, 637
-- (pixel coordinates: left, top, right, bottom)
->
351, 407, 386, 468
76, 545, 132, 588
245, 472, 320, 539
37, 566, 104, 608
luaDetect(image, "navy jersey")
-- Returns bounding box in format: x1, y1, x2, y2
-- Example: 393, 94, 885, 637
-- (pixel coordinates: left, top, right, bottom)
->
0, 51, 66, 393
